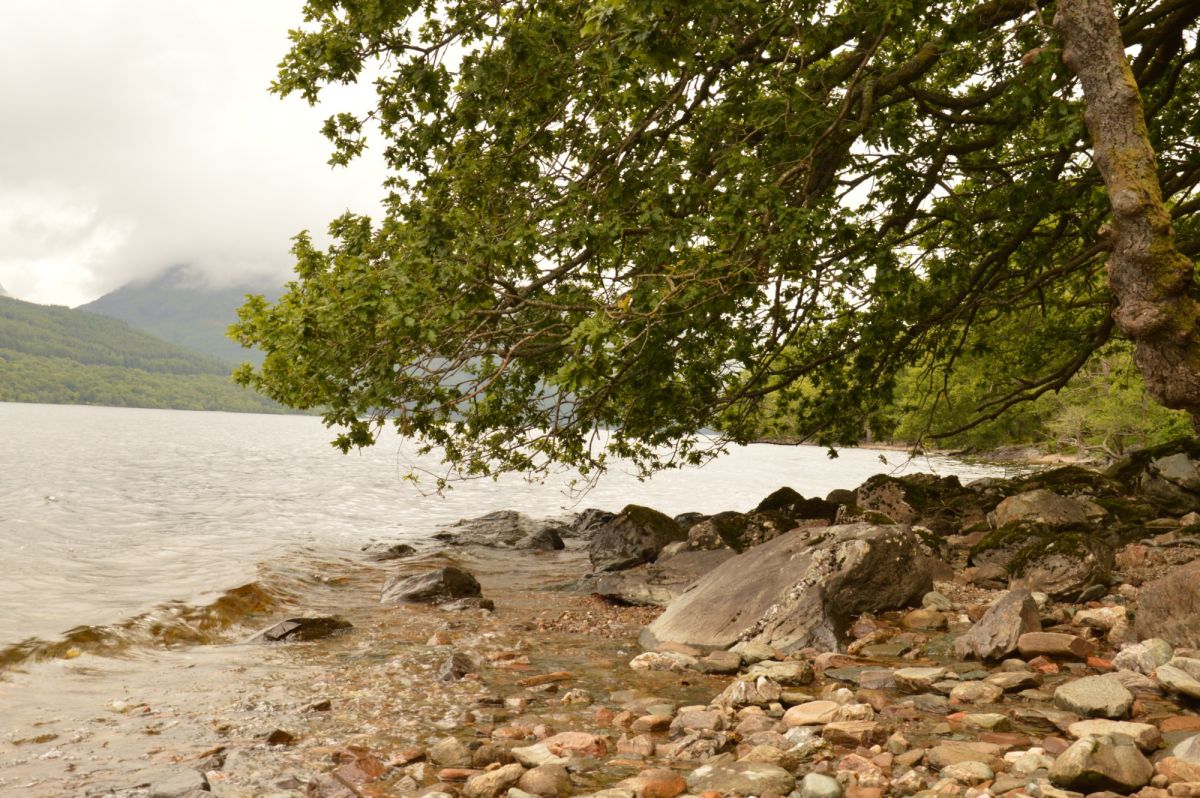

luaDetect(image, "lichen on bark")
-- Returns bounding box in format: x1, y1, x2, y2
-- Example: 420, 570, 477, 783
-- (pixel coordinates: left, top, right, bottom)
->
1055, 0, 1200, 431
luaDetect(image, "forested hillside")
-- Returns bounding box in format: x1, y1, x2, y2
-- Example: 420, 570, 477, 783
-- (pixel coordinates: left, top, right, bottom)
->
0, 296, 285, 413
79, 265, 277, 365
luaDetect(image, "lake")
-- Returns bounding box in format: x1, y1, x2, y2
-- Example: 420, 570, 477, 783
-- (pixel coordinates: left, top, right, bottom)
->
0, 401, 1020, 666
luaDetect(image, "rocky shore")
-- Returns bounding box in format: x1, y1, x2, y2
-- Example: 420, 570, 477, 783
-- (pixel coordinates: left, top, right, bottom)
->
6, 440, 1200, 798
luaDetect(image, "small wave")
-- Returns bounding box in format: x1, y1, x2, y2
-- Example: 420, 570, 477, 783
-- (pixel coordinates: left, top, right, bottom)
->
0, 555, 351, 672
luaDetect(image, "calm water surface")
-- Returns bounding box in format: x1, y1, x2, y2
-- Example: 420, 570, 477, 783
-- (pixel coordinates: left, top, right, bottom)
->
0, 402, 1019, 660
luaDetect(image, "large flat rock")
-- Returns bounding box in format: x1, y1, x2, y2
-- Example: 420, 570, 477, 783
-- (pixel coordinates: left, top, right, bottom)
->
641, 524, 940, 652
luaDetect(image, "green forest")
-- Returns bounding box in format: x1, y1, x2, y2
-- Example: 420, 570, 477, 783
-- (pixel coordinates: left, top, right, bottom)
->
0, 296, 284, 413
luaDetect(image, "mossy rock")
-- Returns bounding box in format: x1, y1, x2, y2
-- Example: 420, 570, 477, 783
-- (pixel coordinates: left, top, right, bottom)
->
1105, 437, 1200, 487
756, 487, 805, 513
970, 520, 1114, 599
1089, 495, 1157, 525
1012, 465, 1123, 498
853, 472, 990, 536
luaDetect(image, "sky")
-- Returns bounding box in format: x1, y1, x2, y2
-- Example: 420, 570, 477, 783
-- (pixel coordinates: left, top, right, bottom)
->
0, 3, 385, 307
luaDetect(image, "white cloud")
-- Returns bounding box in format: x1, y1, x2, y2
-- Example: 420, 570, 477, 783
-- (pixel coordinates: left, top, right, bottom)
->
0, 1, 385, 306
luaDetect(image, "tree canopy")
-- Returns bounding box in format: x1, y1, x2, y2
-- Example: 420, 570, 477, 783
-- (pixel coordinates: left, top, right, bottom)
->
233, 0, 1200, 482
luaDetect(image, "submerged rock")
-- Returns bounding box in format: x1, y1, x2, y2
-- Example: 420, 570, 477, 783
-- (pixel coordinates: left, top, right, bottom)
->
581, 549, 735, 606
434, 510, 567, 550
249, 616, 353, 643
381, 567, 482, 605
642, 524, 940, 652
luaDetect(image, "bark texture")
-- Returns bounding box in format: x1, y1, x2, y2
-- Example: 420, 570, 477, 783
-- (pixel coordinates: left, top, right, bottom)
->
1055, 0, 1200, 429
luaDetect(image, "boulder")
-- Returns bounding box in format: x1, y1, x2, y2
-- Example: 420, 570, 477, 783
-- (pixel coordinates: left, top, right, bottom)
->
954, 589, 1042, 661
1139, 453, 1200, 514
992, 489, 1091, 528
361, 542, 418, 561
1009, 536, 1114, 601
1135, 562, 1200, 647
587, 505, 686, 572
249, 616, 352, 643
434, 510, 566, 550
381, 567, 482, 605
641, 524, 940, 652
582, 549, 736, 606
757, 487, 840, 523
1049, 734, 1154, 793
569, 509, 616, 539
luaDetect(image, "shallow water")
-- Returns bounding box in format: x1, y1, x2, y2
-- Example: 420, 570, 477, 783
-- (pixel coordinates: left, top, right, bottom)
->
0, 401, 1019, 663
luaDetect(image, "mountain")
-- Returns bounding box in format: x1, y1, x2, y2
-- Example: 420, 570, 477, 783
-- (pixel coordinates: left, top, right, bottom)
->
78, 265, 281, 365
0, 295, 286, 413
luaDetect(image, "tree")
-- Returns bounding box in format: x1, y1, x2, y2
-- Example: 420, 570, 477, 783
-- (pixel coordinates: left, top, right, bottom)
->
233, 0, 1200, 483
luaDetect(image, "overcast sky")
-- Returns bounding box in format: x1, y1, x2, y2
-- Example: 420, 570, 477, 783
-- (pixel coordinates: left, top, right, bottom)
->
0, 2, 385, 307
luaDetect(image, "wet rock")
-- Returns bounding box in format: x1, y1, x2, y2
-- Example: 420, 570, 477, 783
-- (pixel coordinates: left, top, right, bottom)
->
711, 675, 783, 708
1055, 675, 1134, 719
583, 550, 735, 606
697, 649, 742, 674
955, 589, 1042, 661
962, 713, 1010, 732
746, 659, 815, 686
511, 743, 567, 768
949, 681, 1004, 705
800, 773, 844, 798
642, 524, 940, 652
1114, 640, 1175, 674
822, 720, 884, 746
927, 741, 1004, 768
629, 651, 697, 672
1019, 632, 1096, 660
430, 737, 473, 768
381, 567, 482, 605
1068, 720, 1162, 752
669, 710, 726, 737
435, 510, 567, 550
438, 652, 477, 682
465, 763, 527, 798
1135, 563, 1200, 648
250, 616, 353, 643
992, 490, 1091, 528
588, 505, 686, 572
902, 608, 948, 630
617, 768, 687, 798
985, 670, 1042, 692
1050, 734, 1154, 793
361, 542, 418, 561
265, 728, 296, 745
895, 667, 947, 693
543, 732, 608, 758
441, 597, 496, 612
685, 762, 796, 796
149, 770, 210, 798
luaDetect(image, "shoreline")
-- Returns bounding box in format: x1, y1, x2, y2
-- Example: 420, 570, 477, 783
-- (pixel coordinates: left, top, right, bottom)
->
4, 445, 1200, 798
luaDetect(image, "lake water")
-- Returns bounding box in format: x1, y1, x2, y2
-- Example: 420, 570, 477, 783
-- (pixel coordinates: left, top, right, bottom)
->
0, 401, 1020, 667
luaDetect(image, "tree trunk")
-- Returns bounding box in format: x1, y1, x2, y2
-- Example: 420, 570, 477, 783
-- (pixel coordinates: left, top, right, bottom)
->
1055, 0, 1200, 433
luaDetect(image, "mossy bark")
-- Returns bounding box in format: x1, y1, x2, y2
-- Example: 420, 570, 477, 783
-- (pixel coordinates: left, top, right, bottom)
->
1056, 0, 1200, 430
